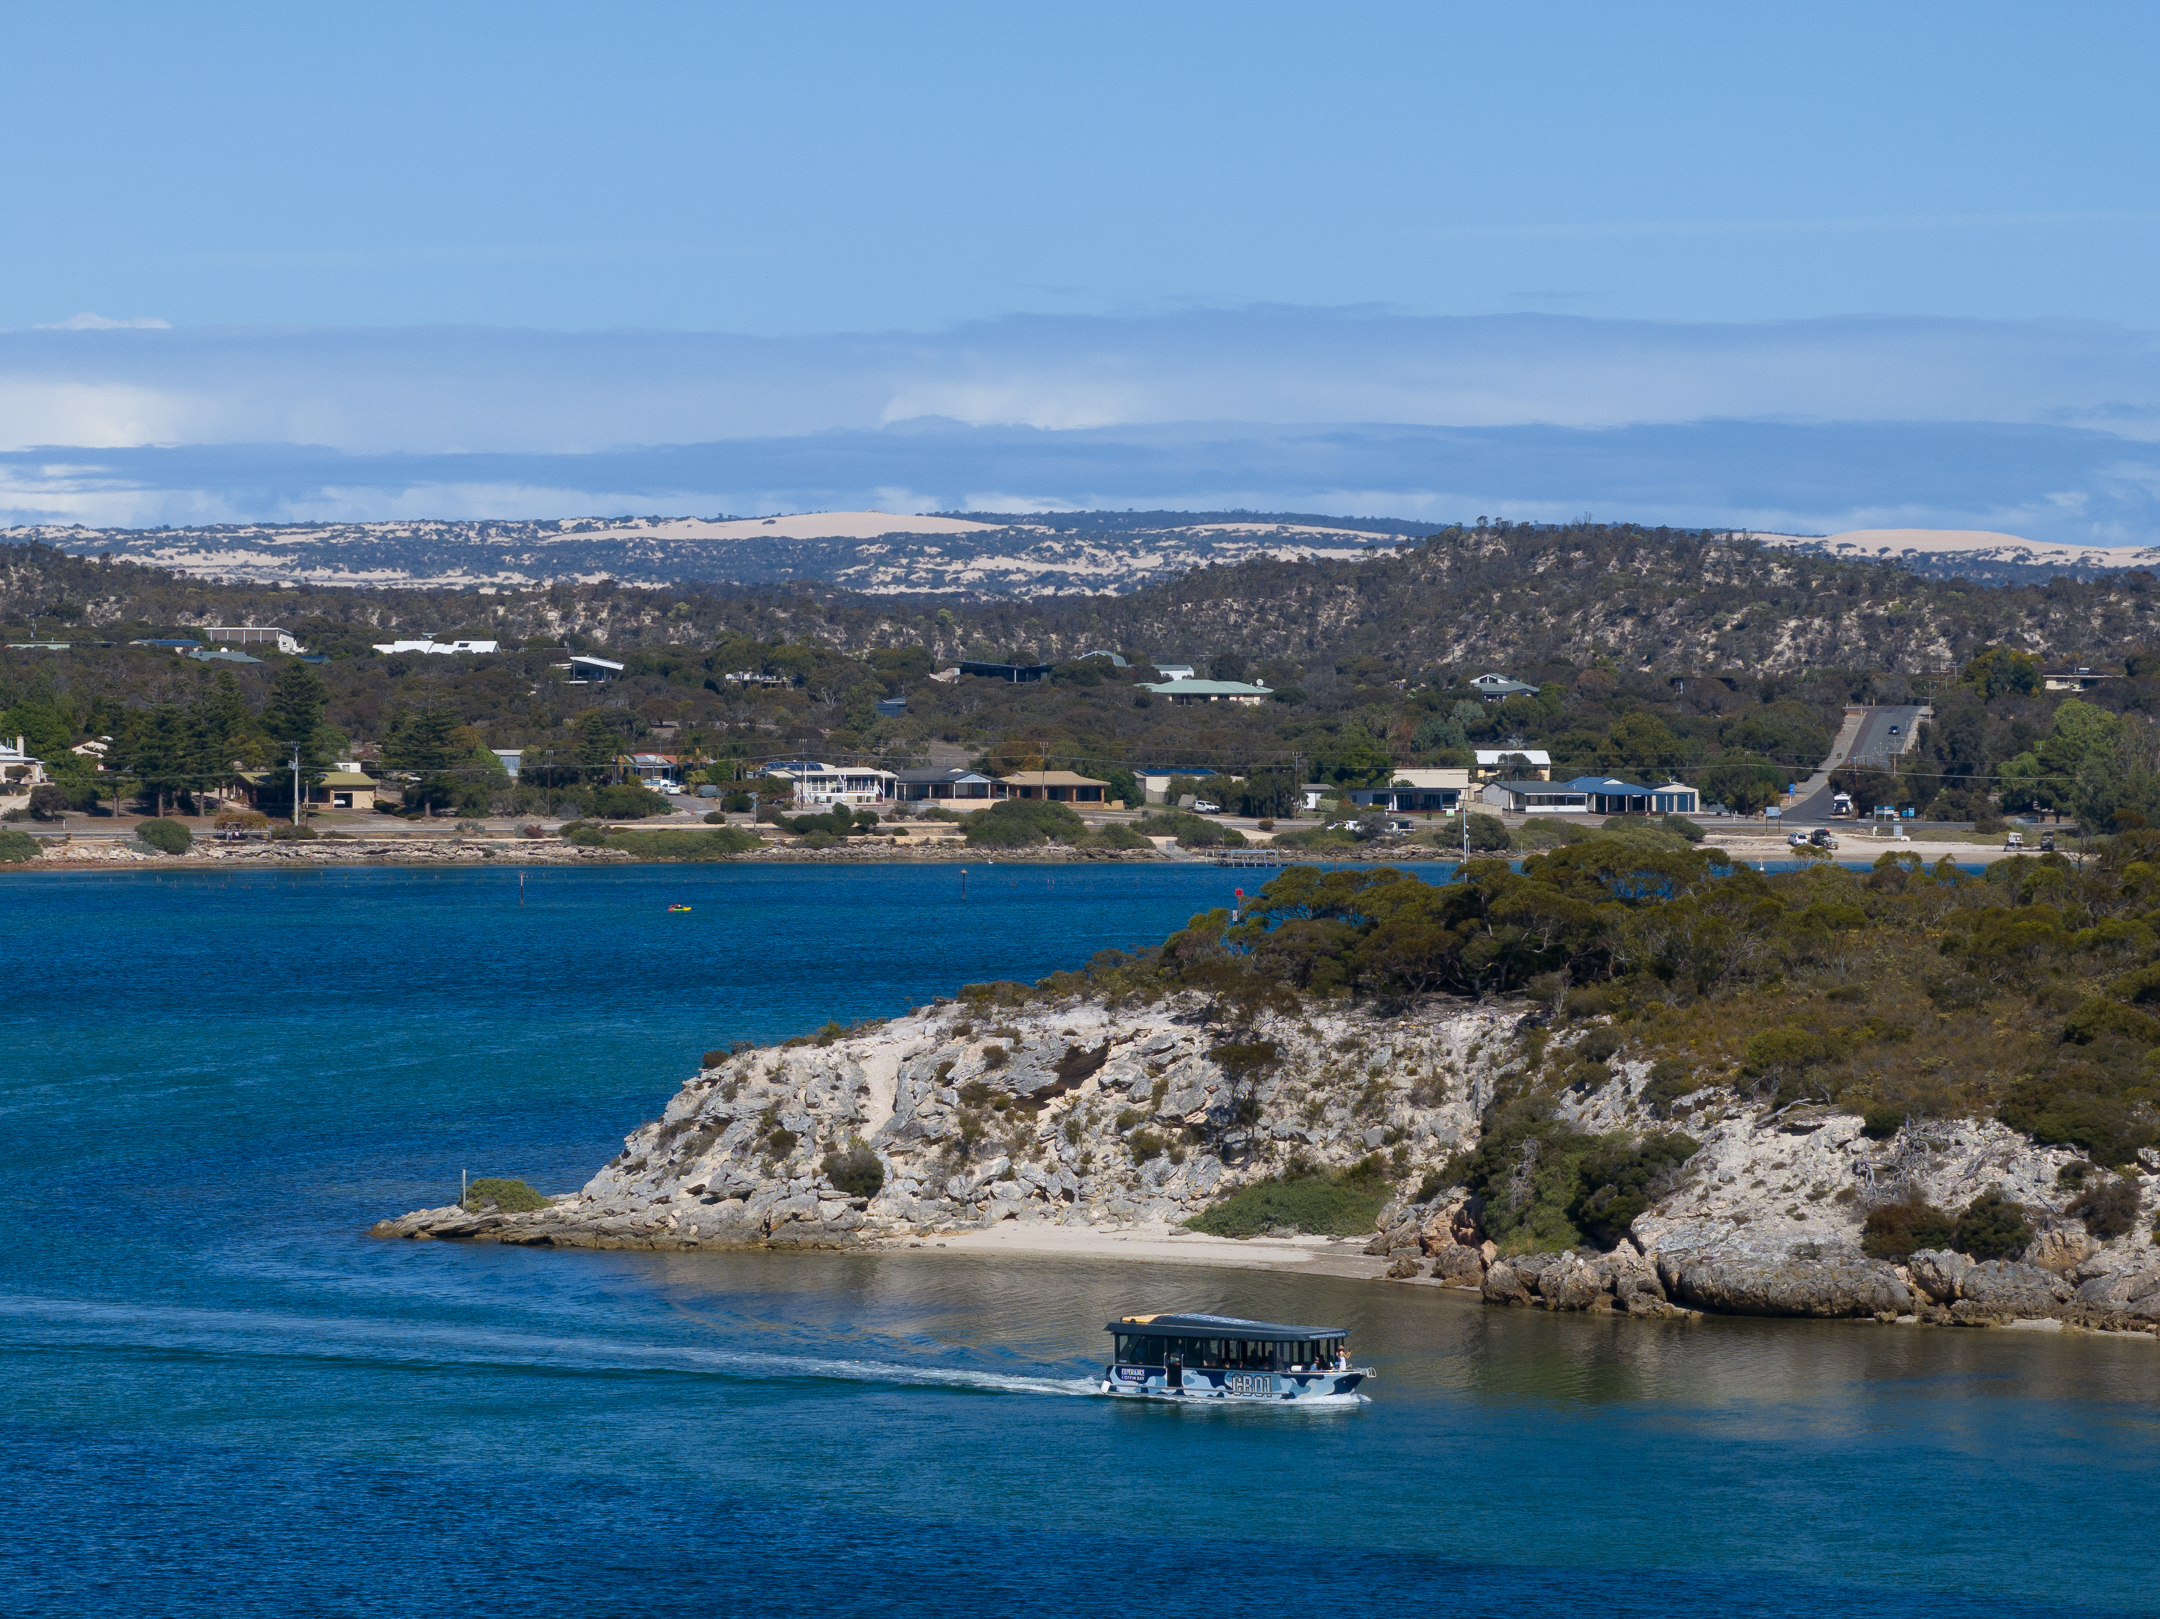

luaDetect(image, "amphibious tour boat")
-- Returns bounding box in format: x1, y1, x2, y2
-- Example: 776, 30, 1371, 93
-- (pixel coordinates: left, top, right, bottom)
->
1101, 1312, 1370, 1402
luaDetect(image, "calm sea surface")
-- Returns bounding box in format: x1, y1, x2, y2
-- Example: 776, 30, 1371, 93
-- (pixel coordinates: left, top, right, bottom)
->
1, 863, 2154, 1617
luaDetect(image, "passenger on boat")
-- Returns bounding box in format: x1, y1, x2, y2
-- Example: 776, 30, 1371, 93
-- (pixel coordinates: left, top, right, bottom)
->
1333, 1345, 1351, 1370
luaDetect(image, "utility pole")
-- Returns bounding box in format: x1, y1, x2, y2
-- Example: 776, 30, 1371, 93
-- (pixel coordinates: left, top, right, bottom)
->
290, 742, 302, 826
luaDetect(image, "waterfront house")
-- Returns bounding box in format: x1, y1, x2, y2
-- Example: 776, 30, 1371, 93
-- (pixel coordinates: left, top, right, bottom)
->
317, 770, 380, 811
1481, 779, 1590, 814
1561, 777, 1701, 815
892, 766, 1004, 805
760, 761, 897, 806
1141, 767, 1217, 804
1348, 767, 1469, 814
1000, 769, 1109, 804
1, 735, 47, 787
2042, 666, 2114, 692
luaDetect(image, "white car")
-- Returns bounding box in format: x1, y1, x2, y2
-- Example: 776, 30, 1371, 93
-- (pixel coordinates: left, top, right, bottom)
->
1192, 800, 1222, 814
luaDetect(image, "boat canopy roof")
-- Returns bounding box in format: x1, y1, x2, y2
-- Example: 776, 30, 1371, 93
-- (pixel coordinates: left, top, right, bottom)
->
1105, 1312, 1345, 1343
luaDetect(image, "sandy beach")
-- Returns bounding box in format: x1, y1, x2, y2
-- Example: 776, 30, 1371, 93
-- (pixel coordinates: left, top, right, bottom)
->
905, 1220, 1390, 1278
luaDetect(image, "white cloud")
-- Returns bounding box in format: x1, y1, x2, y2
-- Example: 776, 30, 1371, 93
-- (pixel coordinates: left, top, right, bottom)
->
33, 313, 172, 331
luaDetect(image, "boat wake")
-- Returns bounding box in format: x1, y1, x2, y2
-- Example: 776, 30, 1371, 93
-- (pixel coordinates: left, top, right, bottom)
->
0, 1293, 1100, 1399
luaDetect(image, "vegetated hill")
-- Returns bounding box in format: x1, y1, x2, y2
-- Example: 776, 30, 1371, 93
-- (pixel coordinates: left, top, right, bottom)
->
955, 522, 2160, 676
5, 510, 1427, 596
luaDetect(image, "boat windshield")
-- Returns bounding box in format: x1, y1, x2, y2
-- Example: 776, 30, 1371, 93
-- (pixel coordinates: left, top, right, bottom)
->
1111, 1333, 1346, 1370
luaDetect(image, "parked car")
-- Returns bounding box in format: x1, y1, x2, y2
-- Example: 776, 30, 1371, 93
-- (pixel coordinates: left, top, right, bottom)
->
1808, 827, 1839, 850
1787, 831, 1809, 848
2040, 831, 2057, 852
1192, 799, 1222, 814
2005, 830, 2025, 849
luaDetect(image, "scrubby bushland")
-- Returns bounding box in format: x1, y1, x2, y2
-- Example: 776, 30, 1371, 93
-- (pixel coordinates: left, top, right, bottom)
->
591, 826, 762, 861
2067, 1176, 2142, 1240
1185, 1163, 1392, 1237
1442, 1099, 1696, 1252
461, 1177, 550, 1213
963, 798, 1088, 847
1861, 1198, 1958, 1262
1131, 808, 1247, 849
134, 817, 191, 854
1953, 1189, 2034, 1261
0, 827, 40, 862
821, 1143, 886, 1198
589, 783, 674, 820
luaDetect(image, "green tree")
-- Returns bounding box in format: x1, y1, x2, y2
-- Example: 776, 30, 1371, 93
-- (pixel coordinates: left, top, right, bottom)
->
573, 709, 621, 782
261, 662, 329, 766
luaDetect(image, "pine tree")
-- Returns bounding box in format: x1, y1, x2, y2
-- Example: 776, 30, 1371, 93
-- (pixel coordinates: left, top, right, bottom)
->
261, 663, 329, 766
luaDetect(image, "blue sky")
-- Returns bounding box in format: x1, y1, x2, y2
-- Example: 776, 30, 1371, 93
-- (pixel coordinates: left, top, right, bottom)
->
5, 2, 2160, 534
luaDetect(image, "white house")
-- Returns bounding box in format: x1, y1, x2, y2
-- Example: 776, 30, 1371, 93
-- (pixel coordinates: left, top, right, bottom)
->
1482, 780, 1590, 813
371, 637, 502, 655
1151, 663, 1197, 681
1473, 747, 1552, 780
209, 625, 302, 654
760, 761, 897, 807
0, 734, 47, 787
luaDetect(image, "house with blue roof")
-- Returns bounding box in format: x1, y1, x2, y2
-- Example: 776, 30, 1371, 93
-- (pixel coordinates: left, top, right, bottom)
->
1563, 777, 1700, 815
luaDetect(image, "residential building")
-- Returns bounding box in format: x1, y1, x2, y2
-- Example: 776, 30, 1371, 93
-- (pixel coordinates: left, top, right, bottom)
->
187, 647, 261, 665
1299, 782, 1333, 811
491, 749, 522, 779
1138, 677, 1272, 705
1561, 776, 1700, 815
957, 660, 1051, 683
564, 654, 625, 683
1470, 673, 1538, 700
1347, 767, 1469, 814
1482, 780, 1590, 814
130, 638, 202, 651
317, 770, 379, 811
619, 752, 682, 788
372, 637, 502, 655
892, 766, 1004, 804
70, 737, 111, 769
760, 761, 897, 806
209, 626, 301, 654
2042, 666, 2114, 692
875, 696, 907, 716
1001, 770, 1109, 804
1141, 767, 1218, 804
1080, 650, 1128, 666
721, 670, 787, 686
1, 735, 47, 786
1473, 747, 1552, 780
1151, 664, 1197, 681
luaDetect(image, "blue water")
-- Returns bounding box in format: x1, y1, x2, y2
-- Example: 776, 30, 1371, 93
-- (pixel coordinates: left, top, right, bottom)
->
3, 864, 2155, 1617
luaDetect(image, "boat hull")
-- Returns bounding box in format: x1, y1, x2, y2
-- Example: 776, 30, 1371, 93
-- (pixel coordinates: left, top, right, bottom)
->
1099, 1364, 1367, 1402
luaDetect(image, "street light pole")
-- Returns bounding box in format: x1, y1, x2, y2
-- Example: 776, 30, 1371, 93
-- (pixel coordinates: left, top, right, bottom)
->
290, 742, 302, 826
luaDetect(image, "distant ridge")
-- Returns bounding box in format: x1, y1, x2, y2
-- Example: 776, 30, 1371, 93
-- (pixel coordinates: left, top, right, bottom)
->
1743, 526, 2160, 584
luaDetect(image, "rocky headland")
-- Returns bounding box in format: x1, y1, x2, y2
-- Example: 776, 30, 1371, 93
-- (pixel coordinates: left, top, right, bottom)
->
372, 991, 2160, 1336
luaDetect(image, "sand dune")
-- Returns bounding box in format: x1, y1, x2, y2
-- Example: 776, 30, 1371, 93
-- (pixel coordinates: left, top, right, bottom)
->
1750, 527, 2160, 569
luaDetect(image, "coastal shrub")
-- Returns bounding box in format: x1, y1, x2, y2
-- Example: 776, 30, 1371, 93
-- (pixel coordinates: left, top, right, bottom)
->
1640, 1058, 1700, 1117
27, 784, 70, 821
821, 1143, 886, 1198
462, 1177, 549, 1213
765, 1126, 800, 1157
1861, 1104, 1905, 1139
1661, 813, 1705, 843
703, 810, 725, 824
596, 826, 761, 861
1127, 1129, 1168, 1164
559, 820, 606, 846
1186, 1165, 1391, 1238
135, 818, 192, 855
0, 827, 40, 862
965, 798, 1087, 847
1508, 818, 1586, 851
1132, 809, 1246, 849
1078, 822, 1153, 851
269, 823, 319, 841
1953, 1189, 2033, 1261
1566, 1131, 1698, 1249
1860, 1198, 1958, 1262
1464, 813, 1510, 853
2066, 1176, 2140, 1240
590, 783, 672, 819
1414, 1169, 1454, 1204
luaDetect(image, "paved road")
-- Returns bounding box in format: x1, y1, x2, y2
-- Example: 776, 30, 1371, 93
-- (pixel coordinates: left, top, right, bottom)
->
1787, 704, 1929, 822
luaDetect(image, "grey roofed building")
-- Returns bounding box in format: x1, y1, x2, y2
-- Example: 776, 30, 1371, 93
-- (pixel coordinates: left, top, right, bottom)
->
957, 660, 1051, 682
1079, 649, 1128, 666
1481, 779, 1590, 813
892, 765, 1002, 802
1138, 677, 1272, 705
1470, 672, 1538, 699
565, 654, 625, 682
